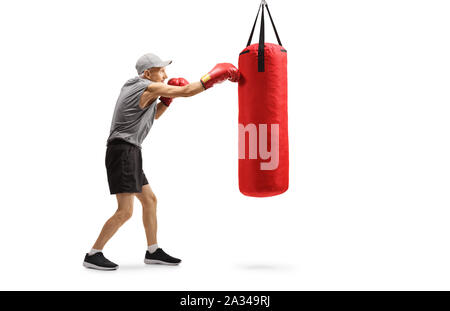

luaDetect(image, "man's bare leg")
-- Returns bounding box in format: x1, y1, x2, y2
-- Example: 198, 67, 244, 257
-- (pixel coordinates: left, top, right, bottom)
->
135, 184, 157, 246
136, 184, 181, 265
92, 192, 135, 250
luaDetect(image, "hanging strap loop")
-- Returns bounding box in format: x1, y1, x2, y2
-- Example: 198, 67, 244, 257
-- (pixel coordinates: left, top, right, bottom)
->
245, 1, 283, 72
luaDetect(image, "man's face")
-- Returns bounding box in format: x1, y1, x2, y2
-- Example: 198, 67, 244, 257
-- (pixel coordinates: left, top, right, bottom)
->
144, 67, 168, 83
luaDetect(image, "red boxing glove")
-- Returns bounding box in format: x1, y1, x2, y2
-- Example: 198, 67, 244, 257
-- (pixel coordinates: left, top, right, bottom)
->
160, 77, 190, 107
159, 96, 173, 107
200, 63, 240, 90
166, 77, 189, 87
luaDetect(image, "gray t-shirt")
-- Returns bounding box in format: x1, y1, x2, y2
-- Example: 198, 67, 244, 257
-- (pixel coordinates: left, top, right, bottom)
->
106, 77, 158, 149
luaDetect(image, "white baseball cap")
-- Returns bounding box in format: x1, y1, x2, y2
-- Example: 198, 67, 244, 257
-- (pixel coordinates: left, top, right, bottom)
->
135, 53, 172, 74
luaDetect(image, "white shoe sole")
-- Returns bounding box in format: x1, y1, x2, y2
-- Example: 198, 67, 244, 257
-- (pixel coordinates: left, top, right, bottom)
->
144, 259, 181, 266
83, 261, 118, 270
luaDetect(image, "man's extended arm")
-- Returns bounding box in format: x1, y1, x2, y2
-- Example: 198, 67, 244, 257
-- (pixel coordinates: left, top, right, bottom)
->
140, 81, 204, 110
150, 81, 205, 98
140, 63, 240, 110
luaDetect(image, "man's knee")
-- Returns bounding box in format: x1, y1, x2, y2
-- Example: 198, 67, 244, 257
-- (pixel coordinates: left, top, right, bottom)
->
115, 207, 133, 222
142, 193, 157, 208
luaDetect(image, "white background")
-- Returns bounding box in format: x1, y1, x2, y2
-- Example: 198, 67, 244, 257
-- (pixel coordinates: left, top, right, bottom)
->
0, 0, 449, 290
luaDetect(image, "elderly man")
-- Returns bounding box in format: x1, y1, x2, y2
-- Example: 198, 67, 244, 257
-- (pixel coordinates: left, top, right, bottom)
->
83, 53, 239, 270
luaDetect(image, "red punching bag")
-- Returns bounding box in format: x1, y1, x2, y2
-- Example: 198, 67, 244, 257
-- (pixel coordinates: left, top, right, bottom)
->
238, 1, 288, 197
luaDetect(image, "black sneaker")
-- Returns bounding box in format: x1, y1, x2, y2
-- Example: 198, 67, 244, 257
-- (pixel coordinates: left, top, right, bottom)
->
144, 248, 181, 265
83, 252, 119, 271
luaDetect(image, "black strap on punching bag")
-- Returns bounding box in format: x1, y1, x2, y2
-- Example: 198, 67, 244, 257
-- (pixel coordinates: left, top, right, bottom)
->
266, 3, 283, 47
258, 4, 265, 72
246, 0, 283, 72
246, 4, 262, 48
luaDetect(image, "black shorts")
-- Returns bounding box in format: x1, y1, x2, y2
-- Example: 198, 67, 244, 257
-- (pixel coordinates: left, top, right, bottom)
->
105, 139, 149, 194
